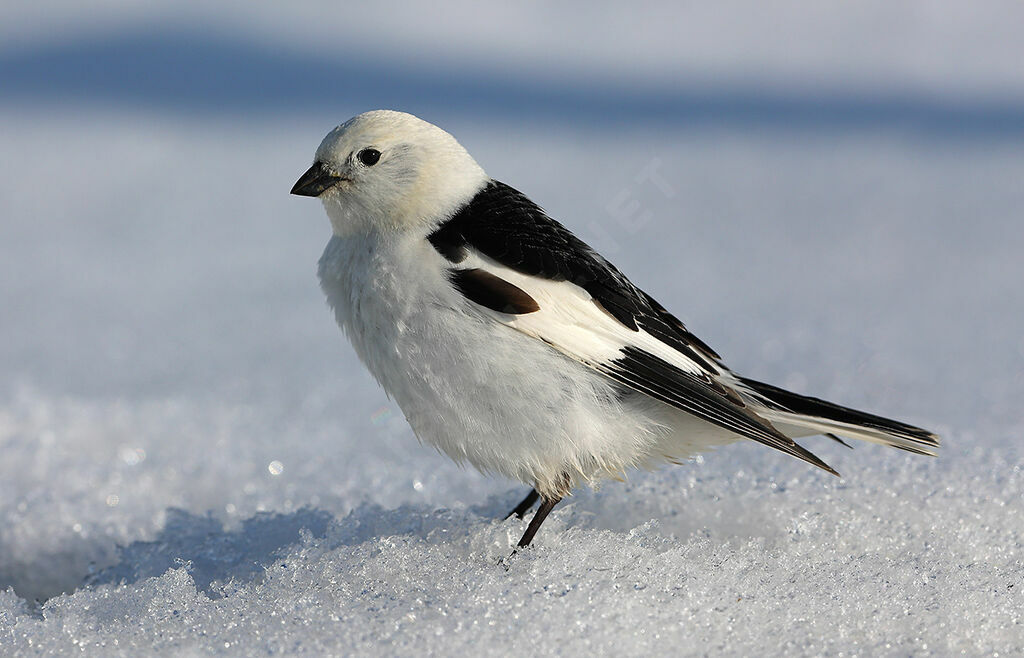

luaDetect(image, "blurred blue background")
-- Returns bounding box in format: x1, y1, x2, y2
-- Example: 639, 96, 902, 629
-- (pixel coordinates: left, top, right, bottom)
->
3, 1, 1022, 400
4, 3, 1024, 132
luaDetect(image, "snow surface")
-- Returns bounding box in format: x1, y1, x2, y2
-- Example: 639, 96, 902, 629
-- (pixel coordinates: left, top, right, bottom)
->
2, 3, 1023, 656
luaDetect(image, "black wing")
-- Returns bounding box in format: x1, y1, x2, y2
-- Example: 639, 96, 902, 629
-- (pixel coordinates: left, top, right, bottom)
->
428, 180, 837, 476
429, 181, 722, 366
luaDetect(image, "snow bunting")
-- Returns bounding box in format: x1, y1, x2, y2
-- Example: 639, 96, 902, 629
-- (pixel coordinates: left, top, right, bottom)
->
291, 110, 939, 548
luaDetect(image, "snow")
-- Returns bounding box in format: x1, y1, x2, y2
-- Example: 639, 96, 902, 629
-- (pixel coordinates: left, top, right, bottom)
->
2, 3, 1023, 655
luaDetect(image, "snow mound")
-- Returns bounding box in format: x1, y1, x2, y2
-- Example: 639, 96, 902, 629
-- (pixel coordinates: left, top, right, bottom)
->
4, 450, 1022, 656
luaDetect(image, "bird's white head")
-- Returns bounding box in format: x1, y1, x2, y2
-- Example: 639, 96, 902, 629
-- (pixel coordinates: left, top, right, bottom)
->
291, 110, 488, 237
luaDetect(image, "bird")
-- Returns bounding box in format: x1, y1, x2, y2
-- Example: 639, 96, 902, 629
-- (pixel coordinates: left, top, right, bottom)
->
291, 110, 939, 550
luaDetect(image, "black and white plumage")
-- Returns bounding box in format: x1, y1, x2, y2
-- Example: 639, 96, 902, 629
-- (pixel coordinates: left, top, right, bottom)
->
292, 110, 939, 549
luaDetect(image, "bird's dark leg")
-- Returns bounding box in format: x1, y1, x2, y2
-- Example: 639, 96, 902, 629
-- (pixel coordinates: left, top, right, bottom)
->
516, 495, 562, 548
505, 489, 540, 520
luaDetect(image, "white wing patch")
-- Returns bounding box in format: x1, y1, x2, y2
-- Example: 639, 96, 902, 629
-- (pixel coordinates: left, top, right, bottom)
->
455, 249, 709, 379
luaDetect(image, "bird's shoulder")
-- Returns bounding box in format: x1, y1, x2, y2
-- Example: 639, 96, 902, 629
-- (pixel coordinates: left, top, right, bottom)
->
426, 179, 723, 367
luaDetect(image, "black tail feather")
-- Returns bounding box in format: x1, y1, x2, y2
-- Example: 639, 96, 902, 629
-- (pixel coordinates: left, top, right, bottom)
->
742, 377, 940, 450
824, 432, 854, 450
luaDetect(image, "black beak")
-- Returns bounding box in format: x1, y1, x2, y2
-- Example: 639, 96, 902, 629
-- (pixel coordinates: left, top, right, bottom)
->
290, 161, 346, 197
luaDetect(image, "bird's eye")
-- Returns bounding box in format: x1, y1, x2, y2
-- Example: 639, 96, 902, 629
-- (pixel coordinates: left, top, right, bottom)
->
357, 148, 381, 166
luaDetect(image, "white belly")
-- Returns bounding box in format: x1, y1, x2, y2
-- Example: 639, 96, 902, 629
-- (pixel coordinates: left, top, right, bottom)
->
318, 234, 736, 496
